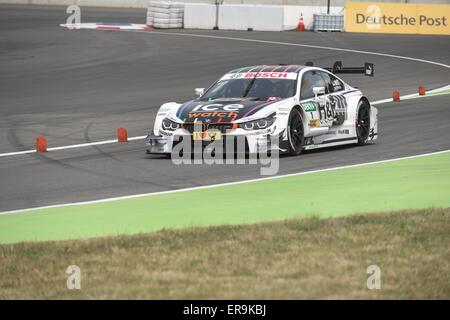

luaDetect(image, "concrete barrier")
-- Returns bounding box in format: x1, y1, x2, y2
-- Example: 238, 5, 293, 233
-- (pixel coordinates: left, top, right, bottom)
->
219, 4, 284, 31
184, 3, 216, 29
0, 0, 148, 8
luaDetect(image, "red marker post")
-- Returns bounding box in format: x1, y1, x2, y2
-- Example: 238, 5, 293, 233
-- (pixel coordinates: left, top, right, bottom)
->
36, 135, 47, 152
419, 85, 426, 96
117, 128, 128, 142
392, 90, 401, 102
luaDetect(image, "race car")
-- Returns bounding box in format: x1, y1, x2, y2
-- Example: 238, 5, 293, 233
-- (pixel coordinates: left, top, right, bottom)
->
146, 61, 378, 156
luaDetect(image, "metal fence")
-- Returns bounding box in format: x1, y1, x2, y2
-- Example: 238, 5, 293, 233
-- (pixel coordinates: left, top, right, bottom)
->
313, 13, 344, 32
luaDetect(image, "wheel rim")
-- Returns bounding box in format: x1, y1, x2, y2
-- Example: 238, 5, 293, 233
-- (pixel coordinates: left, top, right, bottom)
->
289, 110, 304, 150
357, 105, 370, 140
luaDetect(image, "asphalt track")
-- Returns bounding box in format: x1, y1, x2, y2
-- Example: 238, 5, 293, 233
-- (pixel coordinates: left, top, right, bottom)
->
0, 4, 449, 212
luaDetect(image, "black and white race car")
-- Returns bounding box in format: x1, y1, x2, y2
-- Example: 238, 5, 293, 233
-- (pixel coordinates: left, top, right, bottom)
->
146, 61, 378, 156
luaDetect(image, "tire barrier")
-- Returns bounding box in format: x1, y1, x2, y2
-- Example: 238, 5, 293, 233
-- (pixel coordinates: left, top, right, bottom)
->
147, 1, 184, 29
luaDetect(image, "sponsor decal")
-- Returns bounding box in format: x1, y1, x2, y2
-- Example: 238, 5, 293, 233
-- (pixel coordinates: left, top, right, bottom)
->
188, 111, 238, 119
192, 131, 222, 141
369, 128, 377, 140
329, 95, 348, 125
301, 101, 317, 112
318, 102, 334, 122
190, 104, 244, 112
187, 103, 244, 120
329, 95, 348, 110
326, 129, 350, 135
221, 72, 298, 81
345, 2, 449, 35
159, 130, 174, 136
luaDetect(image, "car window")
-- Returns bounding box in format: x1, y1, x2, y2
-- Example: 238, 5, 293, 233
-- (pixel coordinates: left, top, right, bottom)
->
201, 78, 297, 101
319, 72, 345, 93
300, 71, 327, 100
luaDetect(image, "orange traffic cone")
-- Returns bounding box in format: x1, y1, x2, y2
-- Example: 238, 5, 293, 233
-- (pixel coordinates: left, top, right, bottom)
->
297, 13, 305, 31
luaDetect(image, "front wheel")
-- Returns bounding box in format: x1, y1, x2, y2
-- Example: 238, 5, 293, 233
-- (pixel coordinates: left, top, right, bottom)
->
287, 107, 304, 156
356, 100, 371, 145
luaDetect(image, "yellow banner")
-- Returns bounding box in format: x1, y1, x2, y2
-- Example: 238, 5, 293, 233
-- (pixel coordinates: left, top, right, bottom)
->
345, 2, 450, 35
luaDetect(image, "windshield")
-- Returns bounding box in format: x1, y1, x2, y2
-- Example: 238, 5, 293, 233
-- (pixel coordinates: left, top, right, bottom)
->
201, 77, 297, 101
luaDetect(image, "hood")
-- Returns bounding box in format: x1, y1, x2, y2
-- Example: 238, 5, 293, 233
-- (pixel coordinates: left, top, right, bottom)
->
175, 98, 283, 123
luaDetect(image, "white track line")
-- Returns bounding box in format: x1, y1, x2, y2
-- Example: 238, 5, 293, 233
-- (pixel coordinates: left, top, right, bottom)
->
112, 29, 450, 69
0, 136, 147, 158
1, 149, 449, 216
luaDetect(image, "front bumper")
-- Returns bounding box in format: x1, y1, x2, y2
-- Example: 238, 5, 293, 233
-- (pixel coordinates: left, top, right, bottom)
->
145, 133, 171, 154
145, 128, 286, 155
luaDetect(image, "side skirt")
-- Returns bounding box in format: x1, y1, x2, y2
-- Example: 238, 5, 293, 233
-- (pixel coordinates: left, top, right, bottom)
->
303, 138, 358, 151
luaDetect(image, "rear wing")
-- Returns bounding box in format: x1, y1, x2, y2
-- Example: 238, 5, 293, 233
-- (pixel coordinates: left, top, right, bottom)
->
306, 61, 374, 77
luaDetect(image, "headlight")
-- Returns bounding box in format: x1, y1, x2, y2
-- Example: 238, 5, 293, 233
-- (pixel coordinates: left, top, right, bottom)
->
238, 114, 276, 130
161, 118, 181, 131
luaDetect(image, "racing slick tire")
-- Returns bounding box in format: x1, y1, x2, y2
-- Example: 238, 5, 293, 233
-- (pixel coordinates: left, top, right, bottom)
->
356, 100, 371, 145
286, 107, 305, 156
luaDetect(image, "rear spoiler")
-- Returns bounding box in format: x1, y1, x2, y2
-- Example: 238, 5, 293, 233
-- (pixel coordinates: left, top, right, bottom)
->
305, 61, 374, 77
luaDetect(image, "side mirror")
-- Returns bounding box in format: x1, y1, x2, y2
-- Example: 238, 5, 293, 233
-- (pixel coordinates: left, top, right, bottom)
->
313, 86, 325, 99
195, 88, 205, 98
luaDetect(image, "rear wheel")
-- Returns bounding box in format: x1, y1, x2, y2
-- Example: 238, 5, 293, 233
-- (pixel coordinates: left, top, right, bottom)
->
356, 100, 371, 145
287, 107, 304, 156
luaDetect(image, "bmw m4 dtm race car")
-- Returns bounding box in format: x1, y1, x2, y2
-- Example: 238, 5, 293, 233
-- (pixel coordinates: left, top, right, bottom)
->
146, 61, 378, 156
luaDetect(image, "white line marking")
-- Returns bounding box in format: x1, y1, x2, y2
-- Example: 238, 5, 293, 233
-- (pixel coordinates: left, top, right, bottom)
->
60, 23, 152, 31
1, 149, 449, 216
47, 135, 146, 151
0, 149, 37, 158
115, 29, 450, 69
0, 136, 147, 158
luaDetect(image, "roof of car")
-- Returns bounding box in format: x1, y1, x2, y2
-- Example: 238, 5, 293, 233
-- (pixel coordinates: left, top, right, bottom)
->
227, 65, 308, 74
